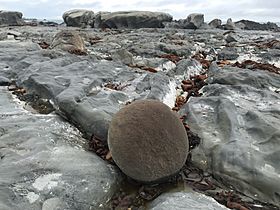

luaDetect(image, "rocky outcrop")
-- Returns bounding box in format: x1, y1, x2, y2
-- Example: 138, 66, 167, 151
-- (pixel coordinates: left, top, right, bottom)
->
62, 9, 94, 28
50, 30, 86, 54
184, 13, 204, 29
235, 19, 279, 31
1, 22, 280, 209
96, 11, 173, 29
108, 100, 189, 182
0, 10, 25, 26
208, 18, 222, 28
179, 65, 280, 206
223, 18, 236, 30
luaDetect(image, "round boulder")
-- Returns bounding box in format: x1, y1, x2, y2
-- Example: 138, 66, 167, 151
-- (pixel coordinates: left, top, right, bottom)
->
108, 100, 189, 183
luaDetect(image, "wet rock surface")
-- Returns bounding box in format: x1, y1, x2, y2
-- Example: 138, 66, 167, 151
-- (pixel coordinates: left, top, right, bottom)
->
0, 18, 280, 209
0, 88, 122, 209
63, 9, 95, 28
235, 19, 279, 31
179, 66, 280, 206
149, 191, 229, 210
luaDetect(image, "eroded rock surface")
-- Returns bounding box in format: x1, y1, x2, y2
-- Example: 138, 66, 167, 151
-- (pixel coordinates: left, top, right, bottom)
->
149, 191, 229, 210
0, 23, 280, 209
179, 65, 280, 206
0, 88, 122, 209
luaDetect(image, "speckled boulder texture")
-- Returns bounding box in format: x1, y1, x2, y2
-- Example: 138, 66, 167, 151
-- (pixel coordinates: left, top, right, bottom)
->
108, 100, 189, 182
50, 30, 86, 53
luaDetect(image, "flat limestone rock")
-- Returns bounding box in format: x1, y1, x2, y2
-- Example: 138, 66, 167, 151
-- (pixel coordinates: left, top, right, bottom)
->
208, 18, 222, 28
179, 66, 280, 206
0, 88, 121, 209
149, 191, 229, 210
108, 99, 189, 182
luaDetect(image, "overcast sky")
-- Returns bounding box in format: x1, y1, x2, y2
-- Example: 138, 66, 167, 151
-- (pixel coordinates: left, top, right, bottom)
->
1, 0, 279, 22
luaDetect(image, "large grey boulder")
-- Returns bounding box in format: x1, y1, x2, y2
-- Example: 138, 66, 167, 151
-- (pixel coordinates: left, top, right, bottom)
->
50, 30, 86, 53
0, 88, 122, 210
93, 11, 110, 28
208, 18, 222, 28
108, 100, 189, 183
0, 10, 25, 26
62, 9, 94, 28
96, 11, 173, 29
223, 18, 236, 30
235, 19, 279, 31
183, 13, 204, 29
179, 65, 280, 206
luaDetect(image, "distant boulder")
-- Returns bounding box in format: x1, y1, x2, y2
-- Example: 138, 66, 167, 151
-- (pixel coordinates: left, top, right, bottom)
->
183, 13, 204, 29
93, 11, 111, 28
96, 11, 173, 29
208, 18, 222, 28
235, 20, 279, 31
223, 18, 236, 30
63, 9, 94, 28
0, 10, 25, 26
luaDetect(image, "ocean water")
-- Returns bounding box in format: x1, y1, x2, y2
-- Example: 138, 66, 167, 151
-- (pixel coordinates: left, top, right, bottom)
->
24, 18, 63, 24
